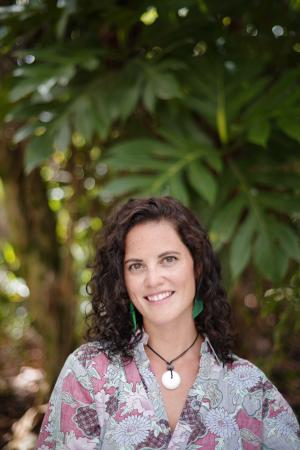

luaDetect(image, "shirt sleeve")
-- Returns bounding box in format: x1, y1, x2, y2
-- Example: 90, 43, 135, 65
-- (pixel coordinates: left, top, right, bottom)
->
35, 351, 101, 449
261, 380, 300, 450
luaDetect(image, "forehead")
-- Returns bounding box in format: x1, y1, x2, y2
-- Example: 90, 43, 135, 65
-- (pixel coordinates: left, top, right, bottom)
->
124, 220, 187, 255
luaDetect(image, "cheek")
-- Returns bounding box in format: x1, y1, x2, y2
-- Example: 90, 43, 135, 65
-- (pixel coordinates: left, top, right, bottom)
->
180, 263, 197, 290
124, 273, 138, 296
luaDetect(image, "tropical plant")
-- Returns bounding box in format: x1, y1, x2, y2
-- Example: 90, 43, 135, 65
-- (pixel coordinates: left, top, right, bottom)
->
0, 0, 300, 383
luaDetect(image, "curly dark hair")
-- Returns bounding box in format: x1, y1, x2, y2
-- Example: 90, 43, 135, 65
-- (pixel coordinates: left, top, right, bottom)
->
86, 196, 235, 364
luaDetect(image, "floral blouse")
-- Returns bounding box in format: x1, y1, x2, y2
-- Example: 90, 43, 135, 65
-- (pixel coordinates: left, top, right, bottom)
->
36, 334, 300, 450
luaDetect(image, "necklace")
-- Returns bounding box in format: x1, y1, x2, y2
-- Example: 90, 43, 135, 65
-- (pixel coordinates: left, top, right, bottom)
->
146, 334, 199, 390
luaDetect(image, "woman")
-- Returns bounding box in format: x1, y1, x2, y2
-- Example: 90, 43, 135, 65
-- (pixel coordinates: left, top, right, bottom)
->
36, 196, 299, 449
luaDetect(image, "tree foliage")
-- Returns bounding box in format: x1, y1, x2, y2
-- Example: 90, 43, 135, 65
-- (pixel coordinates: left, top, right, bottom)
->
0, 1, 300, 391
1, 0, 300, 282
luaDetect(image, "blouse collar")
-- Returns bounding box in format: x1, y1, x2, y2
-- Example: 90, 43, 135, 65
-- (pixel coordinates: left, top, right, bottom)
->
136, 329, 221, 365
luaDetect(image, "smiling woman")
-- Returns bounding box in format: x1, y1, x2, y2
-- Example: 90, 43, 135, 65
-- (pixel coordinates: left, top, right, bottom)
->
36, 197, 300, 449
124, 221, 197, 332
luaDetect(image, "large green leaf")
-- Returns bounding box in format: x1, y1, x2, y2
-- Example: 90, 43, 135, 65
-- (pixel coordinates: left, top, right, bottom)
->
119, 83, 141, 121
254, 233, 289, 281
9, 80, 37, 102
53, 117, 71, 151
210, 195, 246, 250
277, 117, 300, 143
72, 96, 94, 142
13, 123, 36, 144
151, 72, 182, 100
101, 175, 154, 197
230, 213, 256, 279
187, 160, 217, 205
258, 193, 300, 214
142, 82, 156, 113
168, 172, 189, 205
105, 139, 174, 171
269, 220, 300, 263
247, 120, 270, 147
91, 97, 112, 140
25, 133, 54, 173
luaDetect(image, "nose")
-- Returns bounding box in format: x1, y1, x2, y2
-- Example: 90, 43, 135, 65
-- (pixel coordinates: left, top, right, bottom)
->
144, 266, 164, 288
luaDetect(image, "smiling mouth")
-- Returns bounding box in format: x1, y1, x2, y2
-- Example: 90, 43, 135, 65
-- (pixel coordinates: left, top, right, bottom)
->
145, 291, 175, 302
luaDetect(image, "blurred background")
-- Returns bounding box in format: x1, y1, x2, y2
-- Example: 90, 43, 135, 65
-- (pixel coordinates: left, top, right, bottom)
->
0, 0, 300, 448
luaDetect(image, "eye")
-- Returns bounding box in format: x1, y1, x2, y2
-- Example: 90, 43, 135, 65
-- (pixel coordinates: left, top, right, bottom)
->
163, 255, 177, 263
128, 262, 143, 272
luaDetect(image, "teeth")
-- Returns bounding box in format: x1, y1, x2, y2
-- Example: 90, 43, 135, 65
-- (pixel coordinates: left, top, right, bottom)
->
146, 291, 173, 302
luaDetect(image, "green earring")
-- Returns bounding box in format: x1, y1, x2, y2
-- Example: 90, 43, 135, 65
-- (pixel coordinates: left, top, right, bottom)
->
193, 296, 204, 318
130, 303, 137, 331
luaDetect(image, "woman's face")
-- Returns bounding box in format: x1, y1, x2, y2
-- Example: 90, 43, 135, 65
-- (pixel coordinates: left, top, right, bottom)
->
124, 220, 197, 329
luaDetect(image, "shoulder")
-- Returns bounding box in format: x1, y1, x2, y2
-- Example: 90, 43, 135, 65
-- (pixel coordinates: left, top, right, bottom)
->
60, 341, 117, 380
72, 341, 107, 368
225, 355, 275, 393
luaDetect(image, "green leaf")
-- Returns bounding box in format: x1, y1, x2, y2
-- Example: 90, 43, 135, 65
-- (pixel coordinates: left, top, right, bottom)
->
13, 124, 36, 144
168, 173, 189, 205
277, 117, 300, 143
254, 233, 289, 281
227, 76, 270, 121
25, 133, 54, 173
152, 73, 182, 100
92, 97, 112, 140
56, 1, 76, 40
143, 82, 156, 113
10, 80, 37, 102
230, 213, 256, 279
210, 195, 245, 250
72, 96, 94, 142
101, 175, 154, 197
269, 221, 300, 263
53, 118, 71, 151
258, 193, 300, 213
187, 161, 217, 205
248, 171, 300, 190
105, 139, 175, 171
247, 121, 270, 147
119, 83, 141, 120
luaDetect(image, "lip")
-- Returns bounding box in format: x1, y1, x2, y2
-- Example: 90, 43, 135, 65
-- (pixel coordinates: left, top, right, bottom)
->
144, 291, 175, 304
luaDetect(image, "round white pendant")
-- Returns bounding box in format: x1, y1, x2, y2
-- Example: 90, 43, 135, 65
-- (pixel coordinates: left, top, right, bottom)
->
161, 370, 181, 390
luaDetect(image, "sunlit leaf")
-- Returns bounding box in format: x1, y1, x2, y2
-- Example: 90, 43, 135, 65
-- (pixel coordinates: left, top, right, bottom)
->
13, 123, 36, 144
10, 80, 37, 102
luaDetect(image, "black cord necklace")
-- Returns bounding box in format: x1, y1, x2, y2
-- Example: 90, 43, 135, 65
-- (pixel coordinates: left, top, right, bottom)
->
146, 334, 199, 390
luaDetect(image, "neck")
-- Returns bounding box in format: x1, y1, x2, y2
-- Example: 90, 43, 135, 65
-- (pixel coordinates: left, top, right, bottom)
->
143, 317, 201, 359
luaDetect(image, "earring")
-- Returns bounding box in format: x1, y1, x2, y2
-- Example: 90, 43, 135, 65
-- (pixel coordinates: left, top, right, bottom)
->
193, 296, 204, 318
130, 303, 137, 331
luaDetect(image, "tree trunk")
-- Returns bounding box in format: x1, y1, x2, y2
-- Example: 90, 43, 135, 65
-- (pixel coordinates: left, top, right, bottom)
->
0, 125, 76, 384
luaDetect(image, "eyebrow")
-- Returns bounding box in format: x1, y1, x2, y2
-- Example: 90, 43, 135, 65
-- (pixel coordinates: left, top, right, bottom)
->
124, 250, 181, 264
